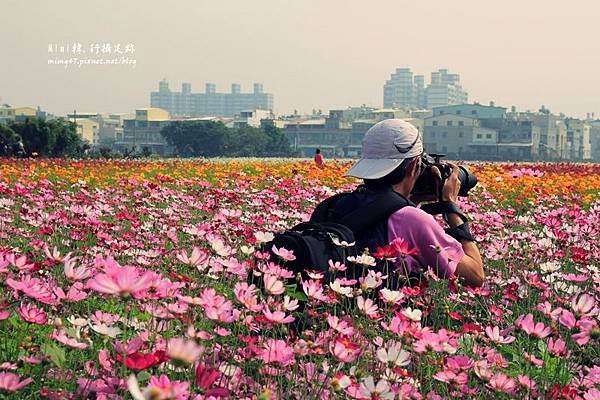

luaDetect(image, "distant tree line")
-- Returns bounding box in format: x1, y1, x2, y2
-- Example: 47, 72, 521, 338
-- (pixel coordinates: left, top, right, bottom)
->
160, 120, 293, 157
0, 118, 88, 157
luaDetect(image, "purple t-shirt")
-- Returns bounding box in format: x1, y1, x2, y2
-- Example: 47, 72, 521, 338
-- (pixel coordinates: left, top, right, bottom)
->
387, 207, 464, 278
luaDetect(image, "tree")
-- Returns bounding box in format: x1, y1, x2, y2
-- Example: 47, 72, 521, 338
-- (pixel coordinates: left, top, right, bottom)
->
261, 122, 293, 157
8, 117, 84, 157
161, 120, 229, 157
0, 124, 18, 156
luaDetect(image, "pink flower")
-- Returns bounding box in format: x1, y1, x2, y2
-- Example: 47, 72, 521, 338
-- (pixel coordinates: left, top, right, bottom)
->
51, 329, 88, 349
357, 296, 379, 318
547, 337, 568, 356
517, 375, 537, 391
271, 245, 296, 261
0, 373, 33, 392
330, 336, 361, 363
572, 293, 597, 317
18, 303, 47, 325
88, 263, 154, 297
559, 310, 577, 329
167, 337, 204, 364
302, 279, 328, 302
176, 246, 209, 270
376, 341, 410, 367
263, 274, 285, 296
63, 258, 91, 281
516, 314, 551, 338
260, 339, 295, 366
584, 388, 600, 400
233, 282, 262, 312
44, 246, 71, 263
146, 375, 190, 400
487, 372, 517, 393
262, 308, 295, 324
485, 326, 515, 344
433, 370, 468, 385
572, 319, 598, 346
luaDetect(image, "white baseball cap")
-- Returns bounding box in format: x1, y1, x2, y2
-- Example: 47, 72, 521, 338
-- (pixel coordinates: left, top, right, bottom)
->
345, 119, 423, 179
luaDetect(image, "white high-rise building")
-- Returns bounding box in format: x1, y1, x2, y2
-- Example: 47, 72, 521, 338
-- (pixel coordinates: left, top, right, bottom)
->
383, 68, 468, 110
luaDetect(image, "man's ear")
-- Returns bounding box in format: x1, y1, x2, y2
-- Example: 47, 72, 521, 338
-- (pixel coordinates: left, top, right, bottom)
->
409, 157, 419, 177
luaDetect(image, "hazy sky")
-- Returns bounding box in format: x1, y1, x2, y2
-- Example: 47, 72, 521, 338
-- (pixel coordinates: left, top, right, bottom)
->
1, 0, 599, 118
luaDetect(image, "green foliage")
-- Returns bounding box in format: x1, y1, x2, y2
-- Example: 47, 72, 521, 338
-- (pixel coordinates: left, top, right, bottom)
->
0, 123, 18, 155
7, 117, 86, 157
161, 120, 292, 157
41, 342, 66, 368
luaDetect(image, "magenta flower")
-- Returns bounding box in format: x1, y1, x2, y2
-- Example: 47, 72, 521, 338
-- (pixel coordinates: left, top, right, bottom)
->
18, 303, 48, 325
0, 373, 33, 392
516, 314, 551, 338
175, 246, 209, 269
559, 310, 577, 329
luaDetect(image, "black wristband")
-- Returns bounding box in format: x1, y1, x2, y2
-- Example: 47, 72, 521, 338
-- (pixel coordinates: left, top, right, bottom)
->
445, 222, 476, 242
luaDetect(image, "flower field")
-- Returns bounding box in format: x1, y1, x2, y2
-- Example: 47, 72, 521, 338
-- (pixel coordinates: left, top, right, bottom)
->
0, 158, 599, 399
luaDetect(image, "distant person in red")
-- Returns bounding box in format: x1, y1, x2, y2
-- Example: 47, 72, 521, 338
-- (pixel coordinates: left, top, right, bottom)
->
314, 148, 325, 168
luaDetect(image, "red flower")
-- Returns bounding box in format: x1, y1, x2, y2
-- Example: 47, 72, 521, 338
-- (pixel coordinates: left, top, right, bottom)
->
168, 272, 193, 283
448, 311, 463, 321
195, 363, 230, 397
462, 323, 482, 334
115, 350, 168, 371
373, 245, 396, 260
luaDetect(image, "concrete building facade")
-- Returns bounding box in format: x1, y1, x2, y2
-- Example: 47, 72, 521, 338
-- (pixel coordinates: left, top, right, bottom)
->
114, 108, 172, 155
150, 80, 274, 117
383, 68, 467, 110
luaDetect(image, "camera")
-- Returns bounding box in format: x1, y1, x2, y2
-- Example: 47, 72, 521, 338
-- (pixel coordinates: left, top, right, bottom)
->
412, 153, 478, 197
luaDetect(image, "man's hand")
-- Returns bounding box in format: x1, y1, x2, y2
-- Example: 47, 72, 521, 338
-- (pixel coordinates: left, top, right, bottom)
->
441, 163, 461, 203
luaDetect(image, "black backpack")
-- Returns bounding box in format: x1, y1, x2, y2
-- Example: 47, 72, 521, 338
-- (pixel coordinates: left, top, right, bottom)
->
264, 189, 410, 282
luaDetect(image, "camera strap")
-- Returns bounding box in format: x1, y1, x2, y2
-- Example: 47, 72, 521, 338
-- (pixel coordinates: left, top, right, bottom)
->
419, 201, 468, 223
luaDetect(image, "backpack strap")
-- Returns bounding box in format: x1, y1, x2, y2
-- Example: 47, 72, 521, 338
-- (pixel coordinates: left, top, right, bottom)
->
309, 192, 350, 223
338, 189, 411, 235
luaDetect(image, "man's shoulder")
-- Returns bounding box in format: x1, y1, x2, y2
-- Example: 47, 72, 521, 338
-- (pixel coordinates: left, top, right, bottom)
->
389, 205, 436, 225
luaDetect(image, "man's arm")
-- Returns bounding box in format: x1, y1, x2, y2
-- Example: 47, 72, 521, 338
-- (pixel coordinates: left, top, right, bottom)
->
446, 213, 484, 287
440, 164, 484, 287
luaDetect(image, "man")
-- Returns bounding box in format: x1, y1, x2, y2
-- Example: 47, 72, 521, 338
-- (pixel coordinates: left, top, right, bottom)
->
336, 119, 484, 287
314, 148, 325, 168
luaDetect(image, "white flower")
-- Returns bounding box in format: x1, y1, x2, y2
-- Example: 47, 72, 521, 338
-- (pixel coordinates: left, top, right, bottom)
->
330, 236, 355, 248
401, 307, 422, 322
376, 341, 410, 367
380, 288, 404, 305
67, 316, 88, 327
359, 376, 394, 400
240, 245, 255, 255
329, 280, 354, 297
90, 324, 122, 338
347, 254, 376, 267
254, 231, 274, 244
540, 261, 561, 273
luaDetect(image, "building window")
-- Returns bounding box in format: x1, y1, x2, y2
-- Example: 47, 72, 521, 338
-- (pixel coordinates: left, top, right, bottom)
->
458, 132, 463, 138
456, 110, 461, 115
440, 111, 445, 115
458, 121, 464, 126
472, 110, 477, 115
447, 121, 453, 126
486, 133, 492, 139
433, 121, 438, 126
476, 134, 482, 139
